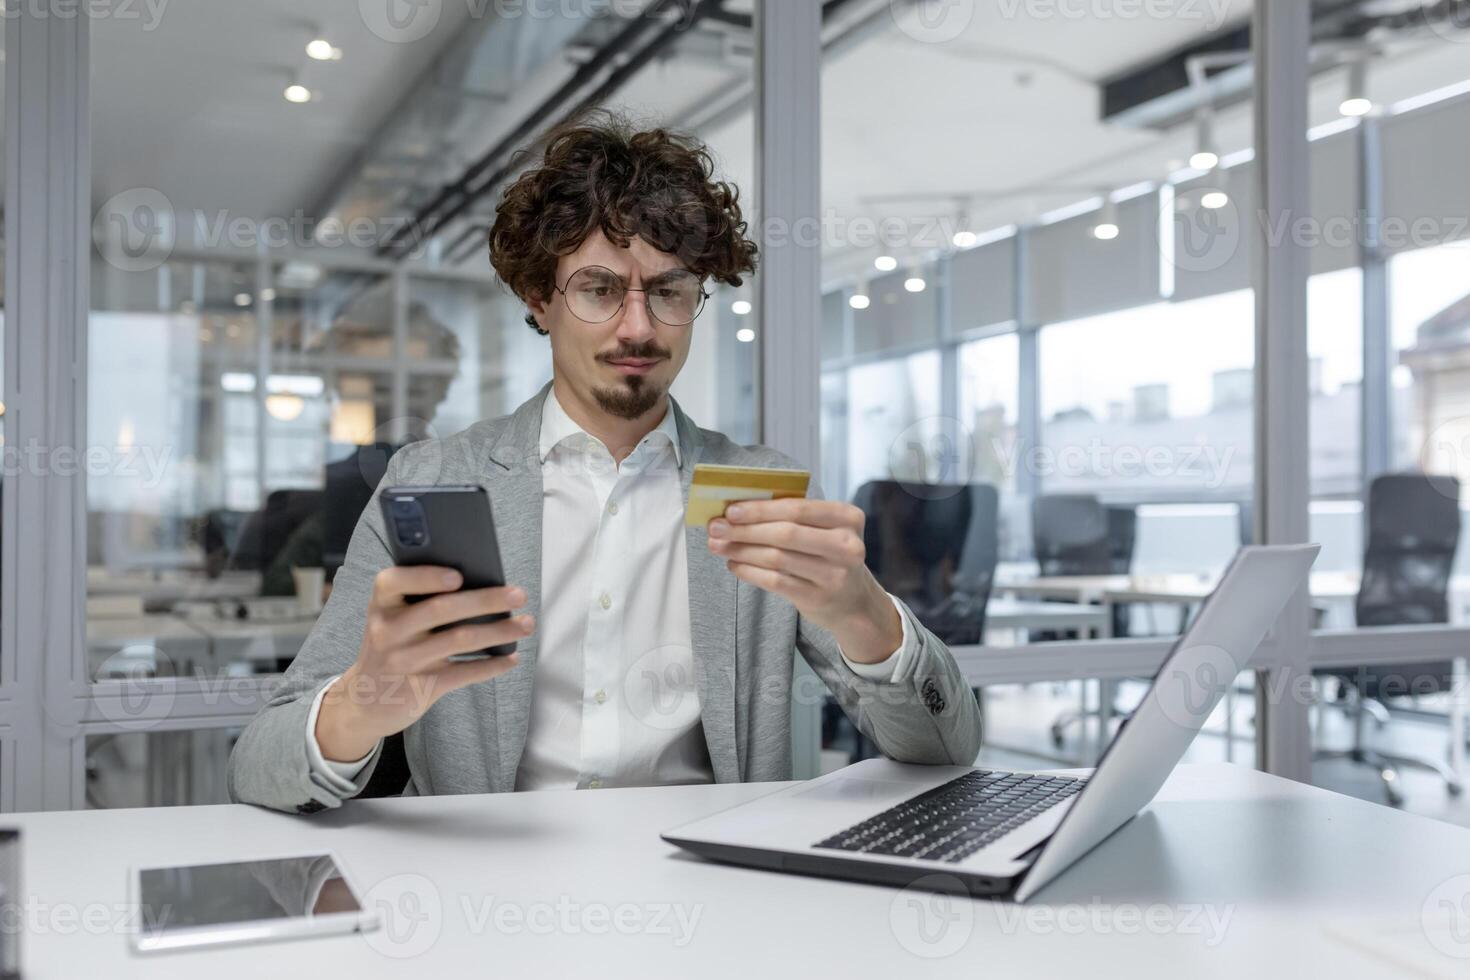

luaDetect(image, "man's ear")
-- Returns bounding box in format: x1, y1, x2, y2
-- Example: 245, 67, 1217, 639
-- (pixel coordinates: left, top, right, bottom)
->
526, 290, 551, 332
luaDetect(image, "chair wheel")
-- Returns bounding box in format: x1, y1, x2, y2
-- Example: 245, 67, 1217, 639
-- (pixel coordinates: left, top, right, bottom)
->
1382, 769, 1405, 807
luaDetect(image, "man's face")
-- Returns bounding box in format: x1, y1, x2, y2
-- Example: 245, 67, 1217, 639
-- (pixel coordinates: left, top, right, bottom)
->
529, 230, 697, 422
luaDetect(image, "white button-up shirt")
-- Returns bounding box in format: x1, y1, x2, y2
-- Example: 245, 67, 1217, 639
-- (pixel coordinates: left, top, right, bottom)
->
515, 390, 708, 789
306, 390, 913, 792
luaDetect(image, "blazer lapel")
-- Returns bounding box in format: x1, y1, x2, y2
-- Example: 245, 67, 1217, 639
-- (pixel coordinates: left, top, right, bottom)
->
674, 402, 741, 783
481, 383, 551, 790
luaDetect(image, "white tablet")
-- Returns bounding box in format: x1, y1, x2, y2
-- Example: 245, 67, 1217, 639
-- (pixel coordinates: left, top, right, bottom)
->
130, 852, 380, 954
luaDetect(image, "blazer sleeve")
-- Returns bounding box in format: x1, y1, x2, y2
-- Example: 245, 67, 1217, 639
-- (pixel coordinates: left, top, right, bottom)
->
793, 480, 983, 766
226, 453, 407, 813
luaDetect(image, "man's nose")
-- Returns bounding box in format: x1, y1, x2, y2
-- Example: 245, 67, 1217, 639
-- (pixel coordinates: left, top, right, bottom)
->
615, 290, 658, 345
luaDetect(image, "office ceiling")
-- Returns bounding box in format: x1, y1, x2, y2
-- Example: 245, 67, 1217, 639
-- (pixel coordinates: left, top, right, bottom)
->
84, 0, 1470, 282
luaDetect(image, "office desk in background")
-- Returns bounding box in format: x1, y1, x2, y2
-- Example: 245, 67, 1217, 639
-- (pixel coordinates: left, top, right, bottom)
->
15, 763, 1470, 978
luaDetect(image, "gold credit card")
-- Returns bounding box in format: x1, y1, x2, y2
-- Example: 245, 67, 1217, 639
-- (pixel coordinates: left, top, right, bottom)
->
686, 463, 811, 527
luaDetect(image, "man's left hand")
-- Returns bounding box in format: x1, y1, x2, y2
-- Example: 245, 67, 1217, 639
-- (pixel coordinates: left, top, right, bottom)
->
707, 498, 903, 664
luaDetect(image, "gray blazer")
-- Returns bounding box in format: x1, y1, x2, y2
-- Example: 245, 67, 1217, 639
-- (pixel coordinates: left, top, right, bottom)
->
228, 384, 983, 813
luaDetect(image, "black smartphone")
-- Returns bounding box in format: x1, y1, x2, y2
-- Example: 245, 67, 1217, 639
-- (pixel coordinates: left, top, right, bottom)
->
378, 485, 516, 661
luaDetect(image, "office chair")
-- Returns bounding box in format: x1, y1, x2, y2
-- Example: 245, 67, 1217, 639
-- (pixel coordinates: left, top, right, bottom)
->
1031, 495, 1138, 746
1315, 472, 1464, 806
831, 481, 996, 759
853, 480, 998, 644
358, 732, 412, 799
228, 489, 324, 574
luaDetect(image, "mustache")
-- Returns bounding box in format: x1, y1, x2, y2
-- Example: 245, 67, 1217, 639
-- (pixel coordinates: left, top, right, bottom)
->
596, 342, 671, 363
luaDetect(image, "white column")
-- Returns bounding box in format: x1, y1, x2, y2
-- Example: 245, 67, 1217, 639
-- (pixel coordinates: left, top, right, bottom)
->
755, 0, 823, 779
1252, 0, 1314, 782
4, 9, 91, 810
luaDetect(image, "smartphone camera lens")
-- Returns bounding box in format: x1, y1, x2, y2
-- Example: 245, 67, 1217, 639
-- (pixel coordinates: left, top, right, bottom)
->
389, 497, 430, 549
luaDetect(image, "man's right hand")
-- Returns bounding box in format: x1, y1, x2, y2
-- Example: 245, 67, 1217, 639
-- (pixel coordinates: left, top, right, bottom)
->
315, 565, 534, 763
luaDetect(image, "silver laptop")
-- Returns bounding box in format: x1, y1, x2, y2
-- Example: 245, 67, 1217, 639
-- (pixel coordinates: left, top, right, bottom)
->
663, 544, 1319, 902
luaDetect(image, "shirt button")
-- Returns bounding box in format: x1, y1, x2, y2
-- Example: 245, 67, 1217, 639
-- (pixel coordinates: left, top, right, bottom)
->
594, 689, 607, 704
607, 502, 619, 515
589, 778, 603, 789
598, 593, 612, 610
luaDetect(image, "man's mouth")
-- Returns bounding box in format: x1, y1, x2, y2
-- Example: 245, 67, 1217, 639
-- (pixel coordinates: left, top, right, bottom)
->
604, 357, 662, 376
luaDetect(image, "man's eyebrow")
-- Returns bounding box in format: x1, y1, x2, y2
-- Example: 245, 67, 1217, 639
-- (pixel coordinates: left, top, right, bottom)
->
643, 268, 696, 282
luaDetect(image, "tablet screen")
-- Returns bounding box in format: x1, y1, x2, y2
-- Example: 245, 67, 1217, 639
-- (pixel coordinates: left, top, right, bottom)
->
136, 854, 366, 952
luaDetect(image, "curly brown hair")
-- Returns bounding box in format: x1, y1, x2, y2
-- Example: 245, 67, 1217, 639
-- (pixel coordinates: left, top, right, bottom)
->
488, 111, 759, 335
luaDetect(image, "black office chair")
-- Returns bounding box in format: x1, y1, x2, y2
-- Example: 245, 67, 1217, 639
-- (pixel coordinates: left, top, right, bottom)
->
828, 482, 996, 760
854, 481, 998, 645
1032, 495, 1139, 746
1032, 494, 1111, 578
358, 732, 412, 799
228, 489, 324, 573
1315, 472, 1464, 806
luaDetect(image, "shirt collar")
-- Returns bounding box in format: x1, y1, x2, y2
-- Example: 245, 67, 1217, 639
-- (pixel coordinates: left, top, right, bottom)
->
538, 387, 683, 467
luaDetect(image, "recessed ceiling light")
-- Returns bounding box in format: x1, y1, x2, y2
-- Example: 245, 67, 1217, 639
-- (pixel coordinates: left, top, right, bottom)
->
874, 255, 898, 272
736, 327, 756, 343
259, 287, 276, 302
1092, 222, 1120, 241
306, 38, 341, 61
849, 293, 870, 311
731, 300, 752, 316
1189, 150, 1219, 172
1201, 191, 1230, 210
284, 83, 312, 104
904, 277, 926, 293
234, 292, 252, 307
952, 230, 978, 248
1339, 97, 1373, 117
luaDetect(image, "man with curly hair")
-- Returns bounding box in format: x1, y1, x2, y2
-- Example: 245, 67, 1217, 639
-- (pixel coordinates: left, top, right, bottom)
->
230, 113, 982, 812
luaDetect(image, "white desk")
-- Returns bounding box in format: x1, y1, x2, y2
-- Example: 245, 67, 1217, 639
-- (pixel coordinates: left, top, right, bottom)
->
983, 597, 1110, 638
13, 763, 1470, 978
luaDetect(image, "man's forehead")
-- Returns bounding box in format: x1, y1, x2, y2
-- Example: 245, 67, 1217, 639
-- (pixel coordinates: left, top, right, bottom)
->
565, 231, 688, 276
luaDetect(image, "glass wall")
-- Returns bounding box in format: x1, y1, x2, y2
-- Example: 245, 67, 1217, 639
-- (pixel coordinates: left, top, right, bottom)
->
82, 4, 757, 806
818, 2, 1258, 769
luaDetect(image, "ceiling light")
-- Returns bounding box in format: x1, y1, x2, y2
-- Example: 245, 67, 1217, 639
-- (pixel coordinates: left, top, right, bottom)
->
874, 255, 898, 272
952, 230, 978, 248
284, 83, 312, 104
735, 328, 756, 343
234, 292, 252, 307
1189, 149, 1219, 172
1201, 191, 1230, 210
1092, 197, 1120, 241
904, 277, 927, 293
1191, 111, 1218, 172
849, 292, 870, 311
220, 372, 256, 393
1340, 59, 1372, 118
306, 38, 341, 61
731, 299, 752, 316
259, 287, 276, 303
265, 393, 306, 423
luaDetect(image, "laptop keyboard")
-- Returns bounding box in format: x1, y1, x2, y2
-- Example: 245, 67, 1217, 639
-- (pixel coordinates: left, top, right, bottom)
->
813, 770, 1086, 864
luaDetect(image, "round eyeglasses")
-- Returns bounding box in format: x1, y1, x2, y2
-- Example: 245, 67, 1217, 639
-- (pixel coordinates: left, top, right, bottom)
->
551, 266, 709, 327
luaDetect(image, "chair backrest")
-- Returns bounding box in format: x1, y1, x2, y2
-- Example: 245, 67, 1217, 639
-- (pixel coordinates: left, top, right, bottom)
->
1032, 494, 1110, 576
1356, 472, 1461, 628
853, 481, 998, 643
228, 489, 324, 572
1105, 506, 1137, 575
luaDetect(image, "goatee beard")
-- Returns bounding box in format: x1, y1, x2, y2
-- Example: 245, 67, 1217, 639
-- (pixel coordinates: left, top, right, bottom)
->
593, 376, 664, 421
